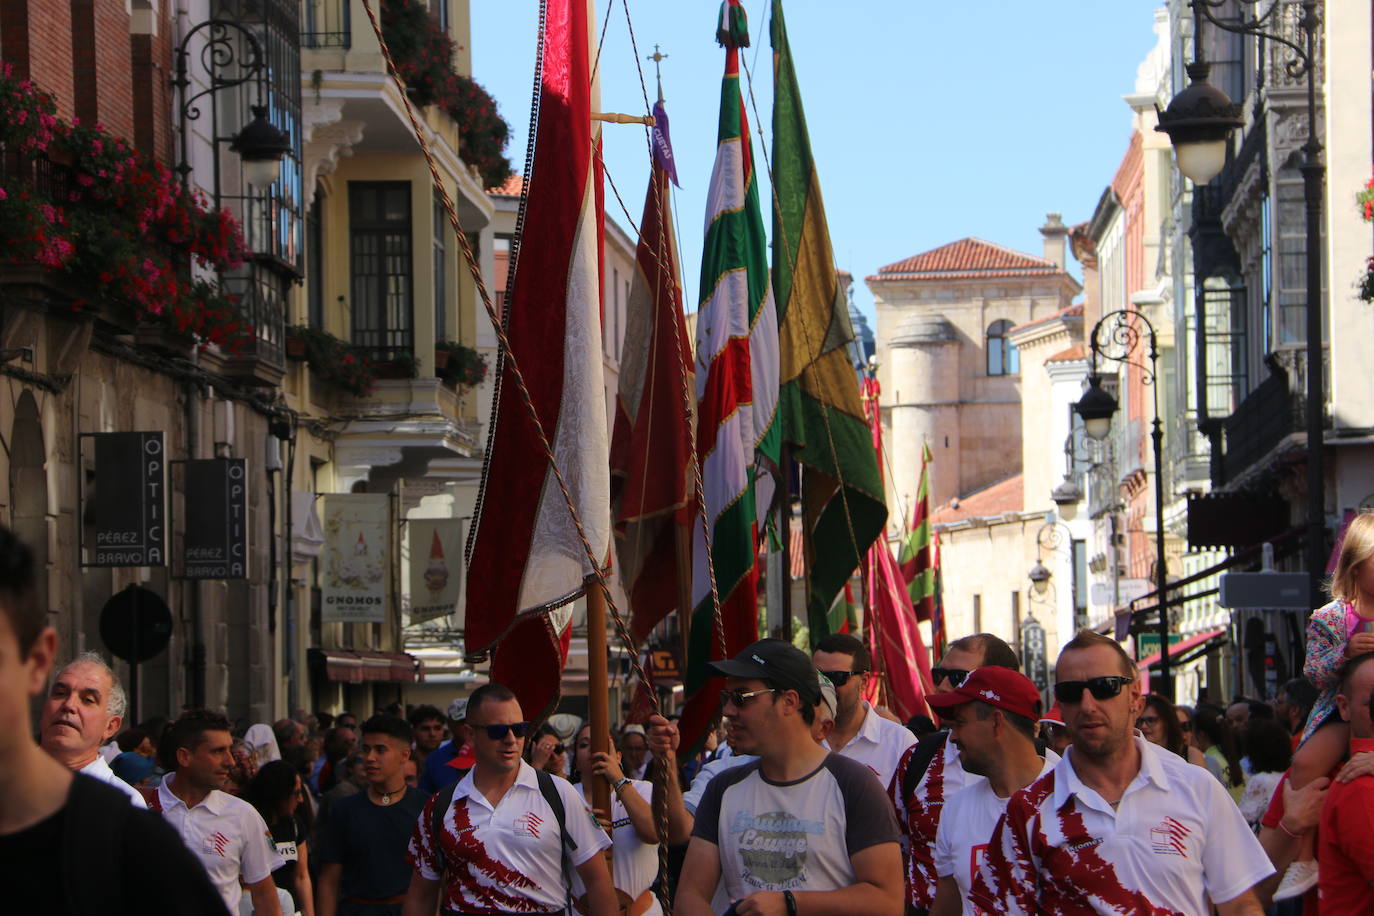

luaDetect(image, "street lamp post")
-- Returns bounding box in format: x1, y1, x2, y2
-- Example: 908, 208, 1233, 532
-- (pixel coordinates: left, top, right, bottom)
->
1154, 0, 1326, 609
1075, 311, 1172, 698
171, 19, 291, 194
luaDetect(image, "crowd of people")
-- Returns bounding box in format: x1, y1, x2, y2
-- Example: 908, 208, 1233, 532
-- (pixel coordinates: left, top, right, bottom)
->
11, 519, 1374, 914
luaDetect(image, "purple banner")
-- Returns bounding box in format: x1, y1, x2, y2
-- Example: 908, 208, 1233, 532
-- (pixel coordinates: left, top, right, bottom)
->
652, 100, 680, 187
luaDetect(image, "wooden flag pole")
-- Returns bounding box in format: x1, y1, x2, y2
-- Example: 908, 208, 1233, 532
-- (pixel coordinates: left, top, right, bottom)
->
586, 577, 613, 819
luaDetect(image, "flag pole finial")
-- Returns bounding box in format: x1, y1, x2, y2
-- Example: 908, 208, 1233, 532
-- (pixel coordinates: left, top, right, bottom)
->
647, 44, 668, 103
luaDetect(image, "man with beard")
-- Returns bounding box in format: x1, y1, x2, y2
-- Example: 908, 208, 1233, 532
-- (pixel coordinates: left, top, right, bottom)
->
39, 652, 146, 807
925, 667, 1058, 916
813, 633, 915, 787
971, 630, 1272, 914
676, 639, 903, 916
888, 633, 1019, 914
148, 709, 284, 915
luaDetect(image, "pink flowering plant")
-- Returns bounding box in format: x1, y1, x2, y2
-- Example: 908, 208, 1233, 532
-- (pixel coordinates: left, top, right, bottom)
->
1358, 170, 1374, 302
381, 0, 511, 189
286, 325, 377, 396
0, 65, 253, 351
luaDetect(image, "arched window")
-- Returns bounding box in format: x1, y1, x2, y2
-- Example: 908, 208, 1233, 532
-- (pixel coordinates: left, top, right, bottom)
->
986, 319, 1019, 376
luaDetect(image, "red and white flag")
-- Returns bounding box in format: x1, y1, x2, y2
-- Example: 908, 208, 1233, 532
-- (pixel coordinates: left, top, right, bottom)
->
464, 0, 607, 720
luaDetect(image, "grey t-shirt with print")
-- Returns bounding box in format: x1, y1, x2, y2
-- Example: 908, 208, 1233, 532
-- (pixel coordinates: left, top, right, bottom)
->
691, 752, 900, 899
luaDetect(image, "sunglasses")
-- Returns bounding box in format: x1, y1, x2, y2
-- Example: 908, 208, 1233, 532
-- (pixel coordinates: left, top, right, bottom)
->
720, 687, 774, 708
1053, 676, 1133, 704
473, 721, 531, 741
931, 667, 970, 687
550, 743, 565, 755
819, 669, 867, 687
1137, 714, 1161, 727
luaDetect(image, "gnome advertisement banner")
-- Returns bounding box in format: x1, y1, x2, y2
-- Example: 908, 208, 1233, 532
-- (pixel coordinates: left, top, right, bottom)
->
321, 494, 390, 623
407, 519, 464, 623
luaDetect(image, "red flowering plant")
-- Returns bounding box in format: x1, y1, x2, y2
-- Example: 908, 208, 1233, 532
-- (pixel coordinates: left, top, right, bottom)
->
1357, 170, 1374, 302
0, 65, 253, 352
286, 325, 377, 396
435, 339, 487, 388
381, 0, 512, 188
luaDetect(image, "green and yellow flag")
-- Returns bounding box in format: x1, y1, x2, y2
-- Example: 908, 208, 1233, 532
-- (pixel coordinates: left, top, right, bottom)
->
771, 0, 886, 644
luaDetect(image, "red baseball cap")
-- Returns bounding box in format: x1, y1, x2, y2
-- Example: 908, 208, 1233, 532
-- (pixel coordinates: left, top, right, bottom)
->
1038, 705, 1066, 727
926, 667, 1043, 721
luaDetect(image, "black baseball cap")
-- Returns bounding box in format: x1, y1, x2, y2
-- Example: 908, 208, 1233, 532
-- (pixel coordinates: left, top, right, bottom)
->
708, 638, 821, 704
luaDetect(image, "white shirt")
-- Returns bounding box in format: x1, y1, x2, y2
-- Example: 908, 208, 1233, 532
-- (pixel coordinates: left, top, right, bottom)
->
98, 742, 121, 763
683, 753, 756, 814
79, 754, 147, 808
823, 702, 917, 788
971, 737, 1275, 914
154, 773, 283, 914
572, 780, 662, 916
407, 760, 612, 913
933, 751, 1059, 915
893, 731, 986, 910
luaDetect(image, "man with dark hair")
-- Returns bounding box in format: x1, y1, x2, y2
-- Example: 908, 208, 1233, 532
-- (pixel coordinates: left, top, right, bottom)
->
0, 525, 228, 914
676, 639, 904, 916
814, 632, 916, 787
890, 631, 1019, 914
1275, 678, 1318, 742
1312, 652, 1374, 910
146, 708, 283, 914
403, 682, 616, 915
925, 668, 1056, 916
972, 629, 1271, 914
274, 717, 306, 752
418, 696, 476, 796
316, 715, 422, 916
337, 712, 359, 729
407, 704, 445, 769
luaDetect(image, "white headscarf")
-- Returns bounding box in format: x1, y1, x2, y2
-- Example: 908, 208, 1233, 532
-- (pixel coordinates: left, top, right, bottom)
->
243, 723, 281, 767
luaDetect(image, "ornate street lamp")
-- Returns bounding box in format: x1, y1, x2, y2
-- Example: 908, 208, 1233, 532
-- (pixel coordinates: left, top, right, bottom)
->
1155, 0, 1326, 610
172, 20, 291, 192
1074, 310, 1172, 698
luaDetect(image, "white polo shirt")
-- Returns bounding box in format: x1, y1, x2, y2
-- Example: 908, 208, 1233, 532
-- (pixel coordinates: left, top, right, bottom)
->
79, 754, 147, 808
154, 773, 283, 913
683, 753, 756, 814
823, 702, 917, 788
407, 760, 611, 913
970, 737, 1274, 914
933, 751, 1058, 915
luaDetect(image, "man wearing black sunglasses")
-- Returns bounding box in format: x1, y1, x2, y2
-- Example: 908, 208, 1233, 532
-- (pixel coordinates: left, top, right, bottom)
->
813, 633, 916, 788
889, 632, 1019, 915
676, 638, 904, 916
402, 682, 617, 916
971, 630, 1272, 915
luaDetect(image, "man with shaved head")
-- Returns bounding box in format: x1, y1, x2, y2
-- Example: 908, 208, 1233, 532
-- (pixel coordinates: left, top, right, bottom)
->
40, 651, 146, 807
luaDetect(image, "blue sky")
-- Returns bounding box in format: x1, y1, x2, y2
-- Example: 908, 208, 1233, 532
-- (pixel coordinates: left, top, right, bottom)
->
470, 1, 1165, 320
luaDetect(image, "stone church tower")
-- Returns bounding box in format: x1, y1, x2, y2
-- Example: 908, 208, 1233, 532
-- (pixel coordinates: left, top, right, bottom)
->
867, 218, 1081, 521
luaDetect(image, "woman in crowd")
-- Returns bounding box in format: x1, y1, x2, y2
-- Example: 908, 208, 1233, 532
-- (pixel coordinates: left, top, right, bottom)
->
1194, 702, 1247, 803
1238, 717, 1293, 831
243, 759, 315, 916
1137, 693, 1209, 769
530, 722, 569, 777
570, 724, 662, 916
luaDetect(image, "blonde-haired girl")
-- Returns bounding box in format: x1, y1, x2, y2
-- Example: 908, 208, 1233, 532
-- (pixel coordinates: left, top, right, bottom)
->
1278, 512, 1374, 899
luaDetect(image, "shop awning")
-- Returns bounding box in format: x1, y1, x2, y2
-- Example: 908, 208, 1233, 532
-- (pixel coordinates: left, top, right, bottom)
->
310, 649, 420, 683
1137, 628, 1227, 670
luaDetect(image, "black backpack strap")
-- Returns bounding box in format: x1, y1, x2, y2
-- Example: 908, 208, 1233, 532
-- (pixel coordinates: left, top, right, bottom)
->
901, 731, 949, 801
430, 779, 461, 876
535, 769, 576, 854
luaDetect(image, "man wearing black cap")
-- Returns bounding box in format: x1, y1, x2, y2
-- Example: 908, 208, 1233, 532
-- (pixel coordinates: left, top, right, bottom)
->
675, 638, 904, 916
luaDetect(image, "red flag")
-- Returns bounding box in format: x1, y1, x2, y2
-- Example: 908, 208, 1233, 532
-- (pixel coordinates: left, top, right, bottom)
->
865, 542, 933, 721
609, 100, 694, 646
465, 0, 608, 721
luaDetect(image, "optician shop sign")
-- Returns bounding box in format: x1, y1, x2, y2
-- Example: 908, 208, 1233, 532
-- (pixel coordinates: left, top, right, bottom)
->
176, 459, 248, 579
84, 432, 166, 567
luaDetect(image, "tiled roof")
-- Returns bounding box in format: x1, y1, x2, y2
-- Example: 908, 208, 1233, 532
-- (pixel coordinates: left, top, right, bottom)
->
930, 474, 1024, 525
488, 174, 526, 196
1009, 302, 1084, 335
869, 238, 1062, 282
1046, 344, 1086, 363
